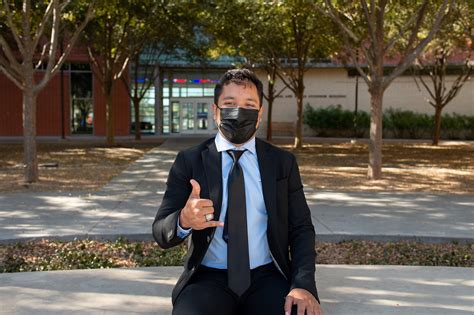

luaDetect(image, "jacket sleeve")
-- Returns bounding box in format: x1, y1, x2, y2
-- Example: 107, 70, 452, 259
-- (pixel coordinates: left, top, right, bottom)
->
152, 151, 192, 249
287, 153, 320, 304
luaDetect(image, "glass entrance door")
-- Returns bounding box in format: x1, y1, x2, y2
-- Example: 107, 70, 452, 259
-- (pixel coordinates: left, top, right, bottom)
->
181, 102, 195, 132
170, 98, 214, 134
70, 68, 93, 134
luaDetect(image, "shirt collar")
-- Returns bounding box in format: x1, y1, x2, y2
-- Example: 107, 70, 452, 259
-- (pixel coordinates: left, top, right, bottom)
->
215, 131, 256, 155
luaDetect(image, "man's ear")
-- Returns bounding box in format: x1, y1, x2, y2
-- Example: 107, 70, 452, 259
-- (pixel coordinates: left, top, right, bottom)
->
212, 103, 218, 121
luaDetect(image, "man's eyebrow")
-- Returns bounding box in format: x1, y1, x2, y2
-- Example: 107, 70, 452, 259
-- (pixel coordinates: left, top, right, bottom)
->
222, 96, 257, 103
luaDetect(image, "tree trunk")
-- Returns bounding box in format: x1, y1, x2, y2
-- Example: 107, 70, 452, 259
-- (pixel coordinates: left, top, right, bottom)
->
133, 55, 141, 141
266, 79, 275, 142
105, 81, 115, 146
433, 104, 443, 146
294, 85, 304, 149
367, 87, 384, 180
134, 96, 141, 140
266, 98, 273, 142
23, 88, 39, 183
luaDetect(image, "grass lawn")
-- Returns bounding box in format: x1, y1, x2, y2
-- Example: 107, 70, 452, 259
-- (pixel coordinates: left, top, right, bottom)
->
0, 139, 472, 194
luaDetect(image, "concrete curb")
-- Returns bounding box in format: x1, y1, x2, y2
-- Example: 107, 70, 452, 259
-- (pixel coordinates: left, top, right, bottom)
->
1, 265, 472, 315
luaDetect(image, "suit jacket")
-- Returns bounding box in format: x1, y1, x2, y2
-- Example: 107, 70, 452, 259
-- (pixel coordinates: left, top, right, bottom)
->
152, 136, 319, 305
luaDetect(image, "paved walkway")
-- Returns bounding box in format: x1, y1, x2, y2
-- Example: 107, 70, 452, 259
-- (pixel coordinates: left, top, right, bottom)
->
0, 137, 472, 243
1, 265, 472, 315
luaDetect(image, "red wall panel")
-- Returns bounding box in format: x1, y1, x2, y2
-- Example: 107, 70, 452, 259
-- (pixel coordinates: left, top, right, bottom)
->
0, 70, 129, 137
0, 75, 23, 136
92, 75, 130, 137
36, 73, 70, 136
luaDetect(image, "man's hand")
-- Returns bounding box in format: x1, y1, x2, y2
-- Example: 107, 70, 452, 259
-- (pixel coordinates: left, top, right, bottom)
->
179, 179, 225, 230
285, 288, 323, 315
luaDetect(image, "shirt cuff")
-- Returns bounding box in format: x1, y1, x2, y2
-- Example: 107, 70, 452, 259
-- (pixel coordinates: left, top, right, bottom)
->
177, 214, 192, 238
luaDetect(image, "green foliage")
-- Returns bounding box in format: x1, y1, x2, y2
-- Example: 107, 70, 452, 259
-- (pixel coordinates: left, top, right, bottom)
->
304, 105, 473, 139
383, 108, 432, 139
304, 104, 370, 137
340, 240, 473, 267
1, 238, 188, 273
2, 239, 472, 273
441, 113, 474, 139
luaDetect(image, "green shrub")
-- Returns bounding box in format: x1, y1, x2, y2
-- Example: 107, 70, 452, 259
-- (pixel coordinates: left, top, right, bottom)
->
383, 108, 432, 139
303, 104, 473, 140
441, 113, 473, 140
0, 238, 188, 273
304, 104, 369, 137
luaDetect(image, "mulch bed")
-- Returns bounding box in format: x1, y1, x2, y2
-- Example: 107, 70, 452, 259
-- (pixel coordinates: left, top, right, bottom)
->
1, 141, 472, 194
0, 141, 163, 193
285, 142, 474, 193
1, 238, 471, 273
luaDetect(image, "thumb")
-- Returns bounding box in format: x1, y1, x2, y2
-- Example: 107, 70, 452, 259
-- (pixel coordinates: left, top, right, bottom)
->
189, 179, 201, 199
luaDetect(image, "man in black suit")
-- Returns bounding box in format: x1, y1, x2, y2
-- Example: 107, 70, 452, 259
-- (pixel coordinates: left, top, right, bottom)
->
152, 69, 323, 315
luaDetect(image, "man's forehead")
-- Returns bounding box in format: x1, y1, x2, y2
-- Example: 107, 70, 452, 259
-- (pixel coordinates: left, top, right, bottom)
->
223, 80, 257, 90
220, 82, 258, 96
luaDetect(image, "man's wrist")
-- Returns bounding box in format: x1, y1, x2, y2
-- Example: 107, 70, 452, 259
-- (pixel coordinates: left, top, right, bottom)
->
178, 210, 191, 230
177, 212, 192, 239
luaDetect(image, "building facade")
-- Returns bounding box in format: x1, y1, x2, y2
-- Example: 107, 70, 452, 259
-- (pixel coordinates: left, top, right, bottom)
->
0, 57, 472, 139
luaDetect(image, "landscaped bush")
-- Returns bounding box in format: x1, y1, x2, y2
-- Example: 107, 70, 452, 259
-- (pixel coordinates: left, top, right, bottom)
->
304, 104, 473, 140
0, 237, 188, 273
303, 104, 370, 137
383, 108, 432, 139
0, 238, 472, 273
441, 113, 474, 139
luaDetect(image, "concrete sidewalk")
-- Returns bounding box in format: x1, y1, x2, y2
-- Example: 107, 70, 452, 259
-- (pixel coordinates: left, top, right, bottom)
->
1, 265, 472, 315
0, 137, 473, 243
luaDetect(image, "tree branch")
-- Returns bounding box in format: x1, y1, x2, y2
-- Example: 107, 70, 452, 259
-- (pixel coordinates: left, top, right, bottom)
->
35, 0, 60, 92
384, 3, 425, 53
383, 0, 451, 89
320, 0, 360, 43
413, 63, 437, 103
34, 41, 50, 69
35, 2, 94, 92
87, 45, 104, 85
442, 62, 472, 106
403, 0, 429, 57
0, 55, 23, 88
2, 0, 26, 56
31, 0, 54, 52
0, 34, 22, 73
361, 0, 377, 49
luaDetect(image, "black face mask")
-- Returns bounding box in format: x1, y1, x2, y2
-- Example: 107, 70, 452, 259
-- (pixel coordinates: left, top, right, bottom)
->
217, 106, 260, 145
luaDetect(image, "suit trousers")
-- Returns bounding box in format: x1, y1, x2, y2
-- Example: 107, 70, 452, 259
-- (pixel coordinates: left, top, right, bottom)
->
172, 262, 298, 315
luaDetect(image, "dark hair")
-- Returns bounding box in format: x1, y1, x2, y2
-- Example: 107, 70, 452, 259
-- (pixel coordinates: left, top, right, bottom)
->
214, 68, 264, 107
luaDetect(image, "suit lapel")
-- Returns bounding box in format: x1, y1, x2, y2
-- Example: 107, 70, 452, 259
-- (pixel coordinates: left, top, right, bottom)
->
202, 140, 223, 220
256, 138, 277, 232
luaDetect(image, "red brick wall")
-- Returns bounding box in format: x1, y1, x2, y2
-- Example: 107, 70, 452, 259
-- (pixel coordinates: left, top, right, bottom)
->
92, 75, 130, 137
0, 75, 23, 136
0, 70, 130, 137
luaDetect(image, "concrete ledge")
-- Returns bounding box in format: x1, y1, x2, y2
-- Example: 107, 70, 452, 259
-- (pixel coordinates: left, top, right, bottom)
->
0, 265, 472, 315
